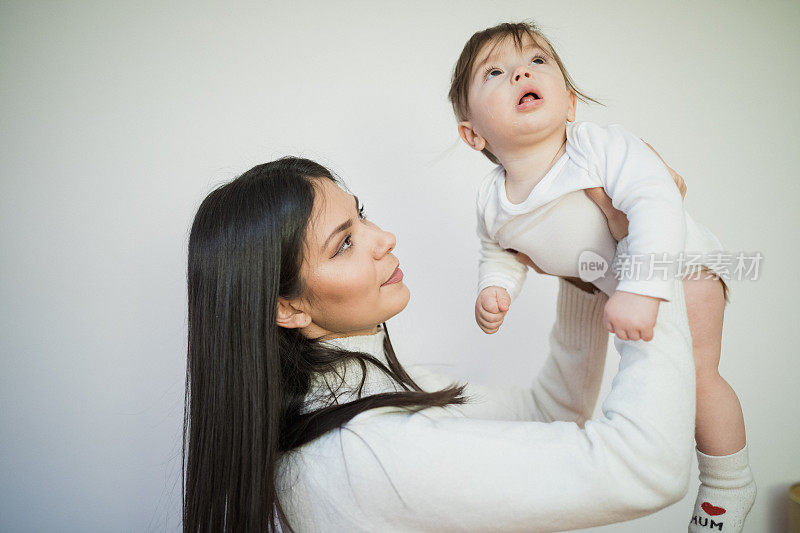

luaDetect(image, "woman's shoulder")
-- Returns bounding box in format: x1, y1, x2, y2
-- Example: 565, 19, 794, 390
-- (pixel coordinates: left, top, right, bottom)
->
276, 402, 462, 531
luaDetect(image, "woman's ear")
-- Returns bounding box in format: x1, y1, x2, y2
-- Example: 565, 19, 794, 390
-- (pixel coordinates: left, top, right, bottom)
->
276, 298, 311, 329
458, 121, 487, 151
567, 91, 577, 122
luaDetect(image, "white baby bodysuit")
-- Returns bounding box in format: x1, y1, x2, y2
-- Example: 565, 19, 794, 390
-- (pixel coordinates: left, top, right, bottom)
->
477, 120, 725, 301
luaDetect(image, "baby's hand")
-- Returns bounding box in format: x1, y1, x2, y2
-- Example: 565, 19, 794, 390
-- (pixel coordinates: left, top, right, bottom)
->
475, 286, 511, 334
604, 291, 660, 341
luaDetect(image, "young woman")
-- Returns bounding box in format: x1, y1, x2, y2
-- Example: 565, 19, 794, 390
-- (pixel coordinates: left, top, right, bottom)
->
183, 155, 696, 532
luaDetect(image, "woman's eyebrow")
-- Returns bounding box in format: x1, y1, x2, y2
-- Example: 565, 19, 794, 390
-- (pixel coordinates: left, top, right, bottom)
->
322, 195, 359, 250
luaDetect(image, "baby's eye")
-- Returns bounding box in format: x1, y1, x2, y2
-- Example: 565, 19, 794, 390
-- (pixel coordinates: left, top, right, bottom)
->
530, 55, 546, 65
484, 67, 503, 80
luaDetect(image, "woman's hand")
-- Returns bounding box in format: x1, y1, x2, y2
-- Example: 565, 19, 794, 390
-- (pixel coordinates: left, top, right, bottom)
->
584, 140, 687, 241
514, 141, 687, 288
642, 140, 687, 198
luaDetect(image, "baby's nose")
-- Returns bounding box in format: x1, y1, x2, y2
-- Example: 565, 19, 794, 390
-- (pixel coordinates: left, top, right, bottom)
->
513, 70, 531, 82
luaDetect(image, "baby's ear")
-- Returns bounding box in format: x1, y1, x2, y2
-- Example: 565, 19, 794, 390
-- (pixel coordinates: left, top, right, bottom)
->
567, 91, 577, 122
458, 121, 487, 152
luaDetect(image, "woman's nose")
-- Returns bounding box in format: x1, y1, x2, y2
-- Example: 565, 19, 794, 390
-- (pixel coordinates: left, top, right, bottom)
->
373, 228, 396, 258
511, 66, 532, 83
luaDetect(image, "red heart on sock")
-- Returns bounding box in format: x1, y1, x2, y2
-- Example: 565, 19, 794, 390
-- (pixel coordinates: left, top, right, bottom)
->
701, 502, 726, 516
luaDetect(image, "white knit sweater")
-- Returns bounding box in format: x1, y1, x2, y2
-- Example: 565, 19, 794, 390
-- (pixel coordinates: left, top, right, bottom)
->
276, 277, 695, 532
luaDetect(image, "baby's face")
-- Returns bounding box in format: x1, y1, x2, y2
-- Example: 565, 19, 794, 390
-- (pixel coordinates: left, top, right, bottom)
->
463, 34, 576, 155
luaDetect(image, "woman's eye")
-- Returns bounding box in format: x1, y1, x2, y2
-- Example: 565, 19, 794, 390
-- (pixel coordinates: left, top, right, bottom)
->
336, 235, 352, 256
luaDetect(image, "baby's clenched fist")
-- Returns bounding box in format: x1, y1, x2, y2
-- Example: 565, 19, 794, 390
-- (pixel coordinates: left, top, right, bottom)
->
475, 286, 511, 334
603, 290, 660, 341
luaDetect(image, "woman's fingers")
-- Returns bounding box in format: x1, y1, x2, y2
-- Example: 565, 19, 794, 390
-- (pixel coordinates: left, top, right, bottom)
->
641, 139, 687, 199
585, 140, 687, 243
671, 169, 687, 199
584, 187, 629, 242
512, 250, 549, 276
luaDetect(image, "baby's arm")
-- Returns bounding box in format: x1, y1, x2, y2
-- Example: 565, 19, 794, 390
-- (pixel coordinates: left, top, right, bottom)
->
569, 123, 687, 341
475, 209, 527, 334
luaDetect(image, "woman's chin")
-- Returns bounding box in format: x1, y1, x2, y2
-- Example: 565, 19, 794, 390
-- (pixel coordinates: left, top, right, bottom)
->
397, 283, 411, 310
384, 284, 411, 321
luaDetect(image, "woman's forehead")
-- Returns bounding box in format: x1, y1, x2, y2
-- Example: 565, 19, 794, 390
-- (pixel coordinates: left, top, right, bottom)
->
312, 178, 353, 218
308, 179, 356, 245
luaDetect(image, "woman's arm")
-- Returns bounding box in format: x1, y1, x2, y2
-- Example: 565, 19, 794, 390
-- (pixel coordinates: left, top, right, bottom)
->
407, 152, 687, 424
407, 277, 609, 425
286, 279, 695, 532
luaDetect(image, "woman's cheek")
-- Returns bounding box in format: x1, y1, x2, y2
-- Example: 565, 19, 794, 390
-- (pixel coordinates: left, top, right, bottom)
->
321, 258, 375, 304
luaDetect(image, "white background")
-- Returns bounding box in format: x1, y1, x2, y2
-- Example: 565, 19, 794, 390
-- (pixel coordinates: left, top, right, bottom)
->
1, 1, 798, 531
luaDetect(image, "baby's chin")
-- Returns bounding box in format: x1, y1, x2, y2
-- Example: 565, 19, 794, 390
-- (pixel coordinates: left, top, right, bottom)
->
501, 121, 558, 145
485, 116, 534, 135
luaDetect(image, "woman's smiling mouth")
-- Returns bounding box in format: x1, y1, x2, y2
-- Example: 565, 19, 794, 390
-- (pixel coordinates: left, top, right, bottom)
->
381, 265, 404, 286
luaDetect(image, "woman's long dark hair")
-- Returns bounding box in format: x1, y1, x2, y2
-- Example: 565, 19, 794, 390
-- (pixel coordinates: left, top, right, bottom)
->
182, 157, 468, 532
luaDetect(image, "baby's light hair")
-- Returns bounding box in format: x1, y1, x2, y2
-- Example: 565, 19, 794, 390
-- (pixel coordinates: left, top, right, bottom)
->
448, 21, 600, 165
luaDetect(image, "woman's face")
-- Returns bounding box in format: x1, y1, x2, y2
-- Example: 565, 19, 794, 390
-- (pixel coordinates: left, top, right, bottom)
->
293, 178, 410, 338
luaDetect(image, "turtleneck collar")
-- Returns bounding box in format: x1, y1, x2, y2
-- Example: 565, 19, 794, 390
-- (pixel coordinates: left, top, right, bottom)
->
300, 325, 405, 414
318, 325, 389, 364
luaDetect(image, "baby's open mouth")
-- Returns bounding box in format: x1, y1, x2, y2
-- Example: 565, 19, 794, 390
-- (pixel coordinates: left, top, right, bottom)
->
518, 92, 542, 105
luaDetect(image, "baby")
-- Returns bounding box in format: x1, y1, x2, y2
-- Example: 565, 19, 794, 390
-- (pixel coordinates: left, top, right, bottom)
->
448, 22, 755, 532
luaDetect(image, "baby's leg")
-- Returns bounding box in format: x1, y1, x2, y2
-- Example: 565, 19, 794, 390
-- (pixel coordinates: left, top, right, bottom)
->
683, 269, 745, 455
684, 269, 755, 533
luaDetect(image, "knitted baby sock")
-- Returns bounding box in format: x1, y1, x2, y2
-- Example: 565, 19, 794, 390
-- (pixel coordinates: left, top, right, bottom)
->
688, 444, 756, 532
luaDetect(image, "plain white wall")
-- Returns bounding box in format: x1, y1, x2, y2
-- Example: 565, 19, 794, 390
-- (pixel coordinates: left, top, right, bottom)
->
1, 1, 798, 531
